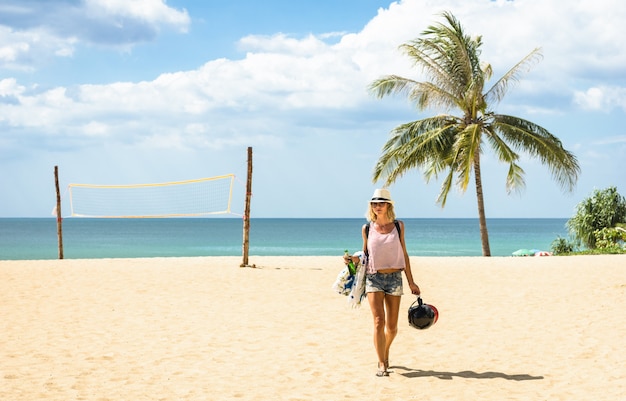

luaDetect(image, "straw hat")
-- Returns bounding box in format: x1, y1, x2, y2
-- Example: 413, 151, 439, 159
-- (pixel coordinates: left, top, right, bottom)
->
370, 188, 394, 204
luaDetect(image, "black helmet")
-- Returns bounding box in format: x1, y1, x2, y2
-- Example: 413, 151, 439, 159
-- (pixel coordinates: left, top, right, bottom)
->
408, 296, 439, 330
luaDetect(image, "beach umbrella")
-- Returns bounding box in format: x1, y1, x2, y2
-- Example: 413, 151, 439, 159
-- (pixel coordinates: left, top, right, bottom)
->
512, 248, 534, 256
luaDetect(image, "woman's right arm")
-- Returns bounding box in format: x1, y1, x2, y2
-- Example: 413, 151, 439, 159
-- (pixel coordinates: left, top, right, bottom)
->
361, 224, 368, 254
342, 225, 367, 265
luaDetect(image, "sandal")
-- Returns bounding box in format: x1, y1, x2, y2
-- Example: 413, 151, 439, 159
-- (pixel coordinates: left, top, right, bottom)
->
376, 363, 389, 377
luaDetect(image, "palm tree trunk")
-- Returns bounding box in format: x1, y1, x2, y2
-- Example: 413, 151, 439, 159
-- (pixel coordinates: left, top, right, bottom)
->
474, 155, 491, 256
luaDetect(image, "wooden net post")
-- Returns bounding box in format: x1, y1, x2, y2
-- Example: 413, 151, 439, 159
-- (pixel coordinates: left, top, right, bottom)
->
54, 166, 64, 259
241, 147, 253, 267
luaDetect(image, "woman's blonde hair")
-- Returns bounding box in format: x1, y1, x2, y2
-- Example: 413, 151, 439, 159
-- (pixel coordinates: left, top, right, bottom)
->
366, 202, 396, 222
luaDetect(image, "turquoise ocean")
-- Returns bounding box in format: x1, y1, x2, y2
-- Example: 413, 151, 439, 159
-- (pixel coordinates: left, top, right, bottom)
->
0, 218, 569, 260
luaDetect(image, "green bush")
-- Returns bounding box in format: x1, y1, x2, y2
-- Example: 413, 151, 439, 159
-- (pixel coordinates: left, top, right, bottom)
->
595, 227, 626, 249
566, 187, 626, 249
551, 236, 575, 255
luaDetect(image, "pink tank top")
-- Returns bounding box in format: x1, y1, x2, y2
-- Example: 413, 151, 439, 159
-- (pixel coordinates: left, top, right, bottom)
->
366, 224, 406, 273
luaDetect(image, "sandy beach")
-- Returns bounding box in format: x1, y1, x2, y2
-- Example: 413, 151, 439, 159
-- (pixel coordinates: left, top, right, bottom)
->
1, 255, 624, 400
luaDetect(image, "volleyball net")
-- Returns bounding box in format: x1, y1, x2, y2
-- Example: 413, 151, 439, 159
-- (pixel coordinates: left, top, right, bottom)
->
67, 174, 235, 218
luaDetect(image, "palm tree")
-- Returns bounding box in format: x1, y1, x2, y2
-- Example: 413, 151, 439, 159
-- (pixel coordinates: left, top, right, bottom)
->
369, 11, 580, 256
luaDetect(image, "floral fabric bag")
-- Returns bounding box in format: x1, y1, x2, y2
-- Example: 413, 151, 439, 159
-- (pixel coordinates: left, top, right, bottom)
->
332, 251, 367, 307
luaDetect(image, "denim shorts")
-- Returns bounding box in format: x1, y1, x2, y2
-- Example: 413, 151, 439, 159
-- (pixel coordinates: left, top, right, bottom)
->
366, 271, 403, 296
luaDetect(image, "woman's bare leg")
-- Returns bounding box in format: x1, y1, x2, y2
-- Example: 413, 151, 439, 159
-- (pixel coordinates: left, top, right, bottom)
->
368, 291, 388, 374
383, 295, 401, 369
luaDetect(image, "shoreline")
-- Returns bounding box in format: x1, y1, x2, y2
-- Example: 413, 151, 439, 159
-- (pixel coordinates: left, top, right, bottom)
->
0, 252, 619, 263
2, 255, 624, 400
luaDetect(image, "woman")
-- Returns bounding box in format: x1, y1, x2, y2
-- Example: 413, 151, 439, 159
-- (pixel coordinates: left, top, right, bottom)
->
345, 188, 420, 377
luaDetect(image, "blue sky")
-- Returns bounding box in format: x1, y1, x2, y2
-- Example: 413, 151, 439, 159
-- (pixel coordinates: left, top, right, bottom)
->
1, 0, 624, 219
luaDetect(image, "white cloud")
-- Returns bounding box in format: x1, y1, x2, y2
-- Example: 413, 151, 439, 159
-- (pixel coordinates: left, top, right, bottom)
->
84, 0, 190, 32
355, 0, 626, 107
238, 33, 328, 55
0, 26, 77, 70
2, 0, 626, 152
592, 135, 626, 145
0, 77, 24, 96
573, 86, 626, 112
0, 0, 190, 70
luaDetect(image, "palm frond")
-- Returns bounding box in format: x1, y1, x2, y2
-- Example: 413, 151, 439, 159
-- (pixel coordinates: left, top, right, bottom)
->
436, 169, 456, 207
453, 124, 482, 192
505, 163, 526, 194
372, 115, 460, 186
484, 48, 543, 105
400, 43, 451, 90
483, 126, 526, 193
492, 114, 580, 191
409, 81, 458, 110
401, 11, 487, 108
368, 75, 418, 98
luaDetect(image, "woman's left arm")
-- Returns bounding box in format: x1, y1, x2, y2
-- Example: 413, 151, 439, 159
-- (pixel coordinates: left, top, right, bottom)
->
399, 220, 420, 295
